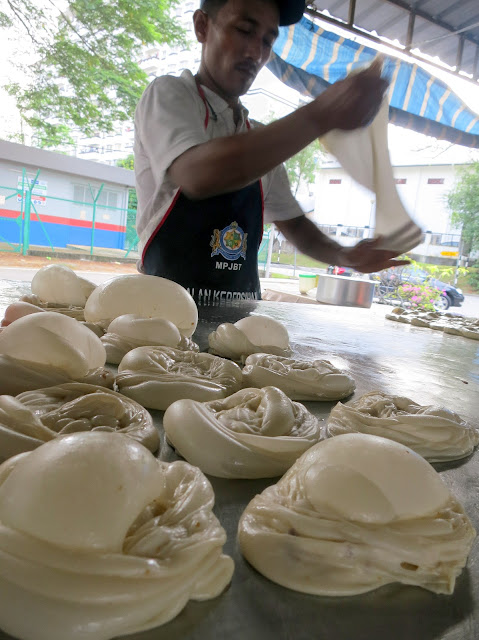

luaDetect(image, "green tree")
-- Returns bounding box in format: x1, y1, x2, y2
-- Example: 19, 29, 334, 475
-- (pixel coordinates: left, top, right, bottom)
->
260, 109, 322, 200
284, 140, 322, 198
117, 154, 138, 249
2, 0, 186, 147
447, 161, 479, 255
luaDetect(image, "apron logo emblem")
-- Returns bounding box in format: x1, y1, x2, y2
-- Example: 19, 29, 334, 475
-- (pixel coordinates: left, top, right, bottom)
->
210, 221, 247, 260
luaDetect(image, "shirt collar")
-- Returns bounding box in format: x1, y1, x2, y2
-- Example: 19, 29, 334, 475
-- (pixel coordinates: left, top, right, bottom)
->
181, 69, 249, 119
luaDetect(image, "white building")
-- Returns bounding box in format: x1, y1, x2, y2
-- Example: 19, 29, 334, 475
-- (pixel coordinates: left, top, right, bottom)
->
312, 140, 479, 263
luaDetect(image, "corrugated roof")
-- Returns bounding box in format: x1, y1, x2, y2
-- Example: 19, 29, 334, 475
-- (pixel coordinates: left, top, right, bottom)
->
308, 0, 479, 80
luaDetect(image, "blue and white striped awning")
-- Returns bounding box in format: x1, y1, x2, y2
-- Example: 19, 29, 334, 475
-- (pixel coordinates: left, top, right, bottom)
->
267, 17, 479, 149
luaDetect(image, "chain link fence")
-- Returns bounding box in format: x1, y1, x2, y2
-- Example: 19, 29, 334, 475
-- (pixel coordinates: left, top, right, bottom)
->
0, 168, 138, 258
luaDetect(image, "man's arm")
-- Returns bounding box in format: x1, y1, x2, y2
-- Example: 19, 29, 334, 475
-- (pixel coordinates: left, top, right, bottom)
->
168, 61, 388, 199
275, 216, 409, 274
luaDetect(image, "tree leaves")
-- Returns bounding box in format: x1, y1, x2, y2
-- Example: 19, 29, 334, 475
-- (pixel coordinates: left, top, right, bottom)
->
284, 140, 322, 198
448, 162, 479, 255
2, 0, 186, 146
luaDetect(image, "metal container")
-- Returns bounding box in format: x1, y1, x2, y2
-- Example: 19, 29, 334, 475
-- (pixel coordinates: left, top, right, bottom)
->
316, 273, 375, 308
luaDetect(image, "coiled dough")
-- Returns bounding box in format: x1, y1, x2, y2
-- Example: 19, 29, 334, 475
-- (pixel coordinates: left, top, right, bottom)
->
327, 391, 479, 462
242, 353, 355, 400
0, 432, 233, 640
116, 346, 242, 410
0, 355, 114, 396
239, 433, 475, 596
163, 386, 322, 478
0, 383, 159, 460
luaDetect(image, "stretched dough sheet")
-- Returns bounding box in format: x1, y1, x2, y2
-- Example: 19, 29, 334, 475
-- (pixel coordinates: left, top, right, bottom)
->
322, 100, 422, 253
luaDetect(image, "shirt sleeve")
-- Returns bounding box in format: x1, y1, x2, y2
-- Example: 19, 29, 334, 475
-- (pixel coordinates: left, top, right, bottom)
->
134, 76, 208, 184
262, 162, 305, 223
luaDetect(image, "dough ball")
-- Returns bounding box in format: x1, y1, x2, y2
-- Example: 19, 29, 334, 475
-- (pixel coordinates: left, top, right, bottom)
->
1, 301, 44, 327
84, 274, 198, 337
31, 265, 96, 306
15, 382, 159, 454
235, 315, 290, 349
208, 315, 291, 361
300, 434, 449, 524
108, 314, 181, 345
0, 312, 106, 378
0, 432, 163, 552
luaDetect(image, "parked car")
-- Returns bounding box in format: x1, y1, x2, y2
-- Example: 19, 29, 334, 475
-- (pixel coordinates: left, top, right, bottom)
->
327, 265, 354, 277
371, 266, 464, 310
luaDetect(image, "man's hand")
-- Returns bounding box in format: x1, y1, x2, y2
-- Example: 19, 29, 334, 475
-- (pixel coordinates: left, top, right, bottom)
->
337, 237, 410, 273
312, 58, 389, 134
275, 217, 409, 274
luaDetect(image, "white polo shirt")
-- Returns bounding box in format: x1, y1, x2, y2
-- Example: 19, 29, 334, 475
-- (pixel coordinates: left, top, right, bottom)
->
134, 69, 304, 256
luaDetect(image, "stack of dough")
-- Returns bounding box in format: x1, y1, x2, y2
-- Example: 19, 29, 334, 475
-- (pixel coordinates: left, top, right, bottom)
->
242, 353, 355, 400
84, 274, 198, 336
208, 315, 291, 361
0, 383, 159, 462
116, 346, 242, 410
0, 312, 113, 395
163, 386, 322, 478
327, 391, 479, 462
0, 432, 233, 640
239, 433, 475, 595
101, 314, 199, 364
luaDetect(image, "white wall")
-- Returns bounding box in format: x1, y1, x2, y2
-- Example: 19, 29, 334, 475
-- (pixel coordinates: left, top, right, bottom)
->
313, 162, 464, 236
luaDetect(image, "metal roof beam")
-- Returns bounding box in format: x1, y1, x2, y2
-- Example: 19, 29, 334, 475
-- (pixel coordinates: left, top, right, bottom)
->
382, 0, 479, 47
406, 10, 416, 50
348, 0, 357, 26
456, 37, 464, 71
305, 5, 479, 84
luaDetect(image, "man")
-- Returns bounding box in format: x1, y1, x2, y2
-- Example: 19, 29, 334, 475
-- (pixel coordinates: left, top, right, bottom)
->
134, 0, 406, 304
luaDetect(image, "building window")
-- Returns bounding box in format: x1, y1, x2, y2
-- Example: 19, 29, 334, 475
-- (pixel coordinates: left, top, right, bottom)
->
73, 185, 120, 209
427, 178, 445, 185
395, 178, 407, 184
329, 179, 342, 184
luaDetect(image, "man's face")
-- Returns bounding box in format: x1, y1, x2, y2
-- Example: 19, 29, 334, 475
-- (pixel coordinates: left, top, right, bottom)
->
198, 0, 280, 98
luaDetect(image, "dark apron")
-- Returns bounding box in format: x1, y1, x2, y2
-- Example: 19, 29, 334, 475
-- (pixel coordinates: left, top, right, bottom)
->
142, 81, 264, 306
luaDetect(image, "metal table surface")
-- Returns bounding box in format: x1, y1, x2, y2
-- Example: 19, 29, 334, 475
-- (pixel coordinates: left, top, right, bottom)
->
1, 281, 479, 640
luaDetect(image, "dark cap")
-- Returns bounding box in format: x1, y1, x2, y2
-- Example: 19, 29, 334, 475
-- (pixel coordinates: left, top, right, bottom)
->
200, 0, 305, 26
276, 0, 306, 26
